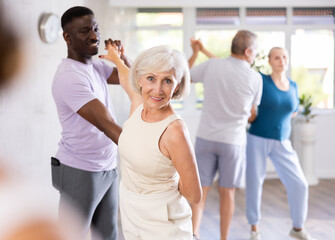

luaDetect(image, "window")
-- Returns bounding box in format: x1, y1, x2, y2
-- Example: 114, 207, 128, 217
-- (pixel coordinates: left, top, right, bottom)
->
135, 8, 183, 51
135, 8, 184, 109
246, 8, 287, 25
136, 8, 182, 27
291, 29, 334, 108
135, 30, 183, 54
131, 7, 335, 110
196, 8, 240, 25
192, 30, 286, 108
135, 8, 183, 54
293, 8, 335, 25
193, 30, 237, 108
254, 31, 286, 74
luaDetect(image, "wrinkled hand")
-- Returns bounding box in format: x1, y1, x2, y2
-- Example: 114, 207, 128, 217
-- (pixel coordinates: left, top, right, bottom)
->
197, 39, 205, 52
190, 37, 200, 53
99, 38, 122, 64
113, 40, 127, 62
191, 37, 206, 52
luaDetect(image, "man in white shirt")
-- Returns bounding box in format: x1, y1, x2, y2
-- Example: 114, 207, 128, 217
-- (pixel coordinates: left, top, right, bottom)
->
188, 30, 262, 240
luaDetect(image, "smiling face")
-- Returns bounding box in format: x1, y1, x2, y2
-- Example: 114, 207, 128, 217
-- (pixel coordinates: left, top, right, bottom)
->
268, 48, 289, 73
63, 14, 100, 63
138, 70, 179, 110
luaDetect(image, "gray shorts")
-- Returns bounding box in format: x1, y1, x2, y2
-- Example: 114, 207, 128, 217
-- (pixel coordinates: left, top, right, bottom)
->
195, 137, 246, 188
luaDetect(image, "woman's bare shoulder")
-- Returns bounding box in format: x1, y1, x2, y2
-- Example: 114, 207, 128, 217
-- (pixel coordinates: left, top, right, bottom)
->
164, 118, 188, 143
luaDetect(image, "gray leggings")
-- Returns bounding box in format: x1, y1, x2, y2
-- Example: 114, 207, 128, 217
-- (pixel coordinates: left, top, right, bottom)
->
52, 160, 118, 240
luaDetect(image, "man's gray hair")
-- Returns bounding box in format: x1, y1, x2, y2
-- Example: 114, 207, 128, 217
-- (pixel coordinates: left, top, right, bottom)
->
231, 30, 257, 55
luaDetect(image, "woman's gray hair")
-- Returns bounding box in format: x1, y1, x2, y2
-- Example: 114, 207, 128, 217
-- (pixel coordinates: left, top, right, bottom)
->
129, 45, 190, 100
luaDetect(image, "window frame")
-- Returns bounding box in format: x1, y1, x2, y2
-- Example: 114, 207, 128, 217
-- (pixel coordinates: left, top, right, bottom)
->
183, 7, 335, 110
134, 7, 335, 110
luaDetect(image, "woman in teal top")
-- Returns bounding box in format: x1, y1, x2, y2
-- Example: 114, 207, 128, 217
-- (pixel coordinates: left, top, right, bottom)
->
246, 47, 313, 240
248, 73, 299, 141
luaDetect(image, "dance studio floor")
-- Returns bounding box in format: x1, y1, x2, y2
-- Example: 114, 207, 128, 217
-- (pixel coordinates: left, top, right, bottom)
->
118, 179, 335, 240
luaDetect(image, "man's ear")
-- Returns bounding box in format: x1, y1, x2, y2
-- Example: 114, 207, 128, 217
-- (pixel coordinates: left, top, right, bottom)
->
245, 47, 252, 58
63, 32, 71, 45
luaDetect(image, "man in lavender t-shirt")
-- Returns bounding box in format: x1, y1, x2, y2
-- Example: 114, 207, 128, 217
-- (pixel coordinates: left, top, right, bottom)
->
51, 6, 130, 240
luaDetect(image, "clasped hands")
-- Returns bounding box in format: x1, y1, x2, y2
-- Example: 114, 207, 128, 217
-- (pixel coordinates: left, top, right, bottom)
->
99, 38, 125, 64
190, 37, 204, 54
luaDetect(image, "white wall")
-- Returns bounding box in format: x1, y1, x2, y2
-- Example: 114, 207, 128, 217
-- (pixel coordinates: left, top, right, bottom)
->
0, 0, 334, 183
0, 0, 108, 180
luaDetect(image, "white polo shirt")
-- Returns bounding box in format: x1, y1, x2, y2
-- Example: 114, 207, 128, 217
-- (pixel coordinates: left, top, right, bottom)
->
191, 56, 262, 146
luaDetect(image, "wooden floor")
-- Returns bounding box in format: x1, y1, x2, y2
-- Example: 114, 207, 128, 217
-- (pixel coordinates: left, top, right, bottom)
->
118, 179, 335, 240
199, 179, 335, 240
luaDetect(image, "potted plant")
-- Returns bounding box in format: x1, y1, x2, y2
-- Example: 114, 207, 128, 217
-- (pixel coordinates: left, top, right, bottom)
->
295, 93, 319, 185
298, 94, 316, 122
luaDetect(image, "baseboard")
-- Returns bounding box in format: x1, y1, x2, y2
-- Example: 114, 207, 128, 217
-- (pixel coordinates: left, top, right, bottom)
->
265, 171, 279, 179
315, 169, 335, 179
265, 170, 335, 179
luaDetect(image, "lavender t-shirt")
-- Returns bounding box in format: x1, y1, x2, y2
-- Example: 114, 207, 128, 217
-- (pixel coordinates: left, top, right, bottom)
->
52, 58, 117, 171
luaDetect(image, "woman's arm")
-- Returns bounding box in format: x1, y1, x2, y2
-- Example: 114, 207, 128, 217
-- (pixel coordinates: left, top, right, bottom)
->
100, 43, 131, 96
160, 120, 202, 204
198, 40, 217, 59
189, 38, 218, 70
105, 40, 132, 85
188, 38, 200, 68
248, 105, 258, 123
100, 42, 142, 112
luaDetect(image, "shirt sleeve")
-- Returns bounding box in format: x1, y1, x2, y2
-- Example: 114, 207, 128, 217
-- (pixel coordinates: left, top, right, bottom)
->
52, 71, 97, 113
252, 72, 263, 106
190, 59, 211, 83
95, 60, 114, 82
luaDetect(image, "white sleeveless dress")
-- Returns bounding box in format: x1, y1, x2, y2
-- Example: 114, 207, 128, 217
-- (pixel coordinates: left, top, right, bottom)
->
118, 104, 192, 240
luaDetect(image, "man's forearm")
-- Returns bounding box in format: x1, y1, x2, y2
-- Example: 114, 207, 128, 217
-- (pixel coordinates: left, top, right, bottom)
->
201, 48, 217, 59
103, 122, 122, 145
121, 55, 132, 68
188, 52, 199, 68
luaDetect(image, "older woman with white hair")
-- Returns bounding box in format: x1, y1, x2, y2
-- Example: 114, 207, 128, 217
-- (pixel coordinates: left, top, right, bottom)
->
101, 44, 202, 239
